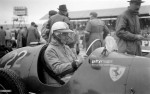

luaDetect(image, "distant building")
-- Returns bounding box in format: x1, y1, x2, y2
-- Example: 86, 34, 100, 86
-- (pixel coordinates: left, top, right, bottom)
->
40, 5, 150, 31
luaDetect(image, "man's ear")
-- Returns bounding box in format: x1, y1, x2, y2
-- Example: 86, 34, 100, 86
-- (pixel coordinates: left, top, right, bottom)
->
129, 2, 132, 5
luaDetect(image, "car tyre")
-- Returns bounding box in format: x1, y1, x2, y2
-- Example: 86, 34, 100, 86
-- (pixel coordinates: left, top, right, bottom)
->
0, 68, 28, 94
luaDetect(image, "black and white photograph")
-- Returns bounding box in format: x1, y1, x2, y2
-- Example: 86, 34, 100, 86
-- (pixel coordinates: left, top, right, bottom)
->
0, 0, 150, 94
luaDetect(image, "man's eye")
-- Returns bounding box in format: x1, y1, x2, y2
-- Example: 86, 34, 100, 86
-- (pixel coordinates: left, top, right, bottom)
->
62, 33, 68, 36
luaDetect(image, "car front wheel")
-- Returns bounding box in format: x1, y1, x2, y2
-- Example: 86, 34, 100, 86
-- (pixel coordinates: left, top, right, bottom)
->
0, 68, 28, 94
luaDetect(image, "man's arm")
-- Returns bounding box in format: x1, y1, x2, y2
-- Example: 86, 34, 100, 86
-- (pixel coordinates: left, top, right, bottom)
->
103, 24, 110, 39
44, 48, 77, 75
85, 21, 92, 33
34, 28, 40, 41
115, 15, 139, 41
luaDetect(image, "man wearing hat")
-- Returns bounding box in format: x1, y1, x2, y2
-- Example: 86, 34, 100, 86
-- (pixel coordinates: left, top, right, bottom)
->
85, 11, 110, 55
41, 10, 57, 42
115, 0, 145, 56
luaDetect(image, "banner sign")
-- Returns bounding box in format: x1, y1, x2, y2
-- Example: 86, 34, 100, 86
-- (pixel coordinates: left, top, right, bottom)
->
13, 6, 28, 16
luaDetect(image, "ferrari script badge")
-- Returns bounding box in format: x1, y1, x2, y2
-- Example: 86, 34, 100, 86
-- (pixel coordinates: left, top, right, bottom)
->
109, 66, 126, 81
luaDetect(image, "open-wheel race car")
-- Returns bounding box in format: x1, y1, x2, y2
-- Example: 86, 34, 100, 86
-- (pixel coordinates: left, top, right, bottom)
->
0, 36, 150, 94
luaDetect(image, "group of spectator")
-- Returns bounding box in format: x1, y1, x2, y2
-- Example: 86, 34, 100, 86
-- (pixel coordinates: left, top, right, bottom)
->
81, 0, 147, 56
0, 26, 15, 48
0, 22, 40, 49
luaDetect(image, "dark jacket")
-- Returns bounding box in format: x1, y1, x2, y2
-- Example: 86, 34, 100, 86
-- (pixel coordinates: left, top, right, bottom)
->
0, 29, 6, 46
115, 8, 142, 56
26, 26, 40, 46
85, 18, 110, 55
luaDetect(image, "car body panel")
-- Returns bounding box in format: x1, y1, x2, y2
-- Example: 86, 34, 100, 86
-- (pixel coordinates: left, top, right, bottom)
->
0, 45, 42, 81
26, 46, 71, 93
126, 57, 150, 94
79, 49, 134, 94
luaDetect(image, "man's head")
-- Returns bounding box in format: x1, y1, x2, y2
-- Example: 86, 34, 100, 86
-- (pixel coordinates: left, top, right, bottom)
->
20, 27, 22, 29
34, 24, 38, 27
90, 12, 98, 19
128, 0, 144, 13
31, 22, 35, 26
58, 4, 68, 16
49, 10, 57, 18
51, 21, 74, 44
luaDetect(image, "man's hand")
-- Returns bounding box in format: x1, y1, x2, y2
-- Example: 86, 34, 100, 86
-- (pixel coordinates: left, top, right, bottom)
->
135, 34, 145, 40
84, 31, 89, 34
76, 55, 87, 66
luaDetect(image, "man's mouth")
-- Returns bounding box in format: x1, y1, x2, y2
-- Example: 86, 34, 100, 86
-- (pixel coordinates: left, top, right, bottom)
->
135, 8, 139, 11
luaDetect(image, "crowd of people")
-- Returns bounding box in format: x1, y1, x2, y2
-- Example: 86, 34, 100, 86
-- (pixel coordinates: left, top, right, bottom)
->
0, 0, 149, 84
0, 22, 40, 48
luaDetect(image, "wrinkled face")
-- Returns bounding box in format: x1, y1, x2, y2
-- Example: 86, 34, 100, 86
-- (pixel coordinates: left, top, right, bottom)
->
55, 31, 74, 44
130, 2, 141, 13
63, 11, 68, 16
60, 10, 68, 16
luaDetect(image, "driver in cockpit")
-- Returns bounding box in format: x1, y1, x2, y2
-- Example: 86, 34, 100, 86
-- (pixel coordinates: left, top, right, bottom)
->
44, 21, 85, 85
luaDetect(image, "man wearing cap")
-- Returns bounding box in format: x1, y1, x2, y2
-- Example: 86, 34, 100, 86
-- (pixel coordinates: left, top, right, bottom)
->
41, 10, 57, 42
44, 21, 84, 84
115, 0, 145, 56
85, 12, 110, 56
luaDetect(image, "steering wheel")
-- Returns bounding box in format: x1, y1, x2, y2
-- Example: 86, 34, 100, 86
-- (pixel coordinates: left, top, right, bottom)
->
86, 39, 102, 55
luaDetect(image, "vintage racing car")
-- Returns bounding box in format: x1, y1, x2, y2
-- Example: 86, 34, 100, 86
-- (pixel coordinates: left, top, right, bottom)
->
0, 40, 150, 94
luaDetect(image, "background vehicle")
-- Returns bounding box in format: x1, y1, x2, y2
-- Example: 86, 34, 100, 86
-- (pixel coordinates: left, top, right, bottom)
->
0, 42, 150, 94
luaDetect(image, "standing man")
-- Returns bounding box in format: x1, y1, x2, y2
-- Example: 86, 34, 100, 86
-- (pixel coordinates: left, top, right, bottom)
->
0, 26, 6, 46
85, 12, 110, 55
41, 10, 57, 42
21, 27, 28, 47
26, 22, 40, 46
115, 0, 145, 56
17, 27, 28, 48
17, 27, 23, 48
5, 28, 12, 47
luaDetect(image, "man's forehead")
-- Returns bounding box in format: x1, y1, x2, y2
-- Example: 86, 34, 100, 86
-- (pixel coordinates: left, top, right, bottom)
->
131, 1, 141, 5
54, 31, 72, 34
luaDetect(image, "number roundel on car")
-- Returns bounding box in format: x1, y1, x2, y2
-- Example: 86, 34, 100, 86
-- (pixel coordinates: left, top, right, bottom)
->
3, 50, 28, 69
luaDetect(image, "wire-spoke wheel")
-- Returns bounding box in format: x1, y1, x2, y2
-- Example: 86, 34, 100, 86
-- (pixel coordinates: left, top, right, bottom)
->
0, 68, 28, 94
